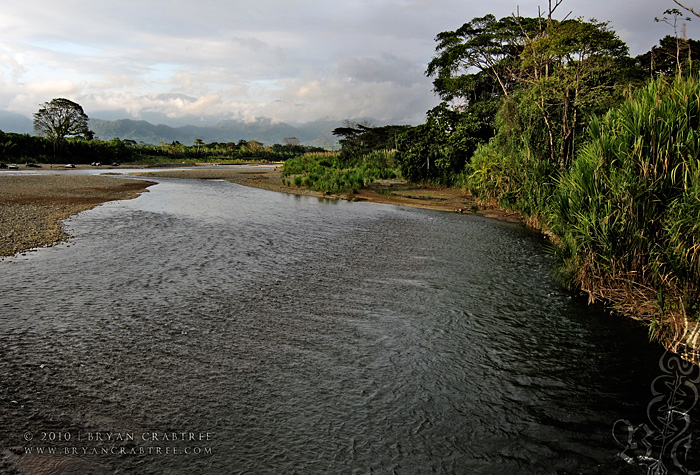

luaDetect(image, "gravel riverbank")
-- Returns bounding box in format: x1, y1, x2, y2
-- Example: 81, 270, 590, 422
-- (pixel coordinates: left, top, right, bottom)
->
0, 174, 155, 257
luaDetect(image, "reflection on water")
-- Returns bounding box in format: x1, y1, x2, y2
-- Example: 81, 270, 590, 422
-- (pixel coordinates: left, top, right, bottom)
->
0, 176, 695, 474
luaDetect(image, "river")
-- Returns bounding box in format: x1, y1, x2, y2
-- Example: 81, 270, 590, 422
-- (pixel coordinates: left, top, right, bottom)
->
0, 173, 698, 474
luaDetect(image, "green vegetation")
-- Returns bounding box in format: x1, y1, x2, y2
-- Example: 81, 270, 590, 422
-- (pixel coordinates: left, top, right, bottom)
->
331, 122, 409, 165
280, 123, 404, 194
551, 77, 700, 344
33, 98, 92, 159
0, 129, 325, 165
282, 150, 398, 194
396, 102, 492, 184
391, 4, 700, 355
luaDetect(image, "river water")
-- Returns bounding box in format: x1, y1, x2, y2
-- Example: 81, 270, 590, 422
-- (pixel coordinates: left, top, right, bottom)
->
1, 173, 698, 474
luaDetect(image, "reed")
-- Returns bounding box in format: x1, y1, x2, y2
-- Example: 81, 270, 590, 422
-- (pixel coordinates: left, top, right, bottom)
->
551, 76, 700, 352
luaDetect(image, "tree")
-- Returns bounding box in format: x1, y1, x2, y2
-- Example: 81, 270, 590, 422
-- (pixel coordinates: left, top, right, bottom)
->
423, 9, 638, 173
653, 9, 693, 77
244, 140, 263, 154
193, 138, 205, 155
332, 121, 410, 166
519, 18, 636, 167
0, 139, 17, 162
637, 35, 700, 77
396, 102, 493, 182
426, 14, 543, 101
33, 98, 91, 160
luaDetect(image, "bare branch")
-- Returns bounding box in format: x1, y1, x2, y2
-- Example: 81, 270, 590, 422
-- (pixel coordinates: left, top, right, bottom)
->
673, 0, 700, 18
547, 0, 572, 23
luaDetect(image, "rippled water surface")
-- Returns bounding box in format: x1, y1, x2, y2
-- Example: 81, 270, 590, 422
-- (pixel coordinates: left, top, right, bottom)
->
1, 175, 697, 474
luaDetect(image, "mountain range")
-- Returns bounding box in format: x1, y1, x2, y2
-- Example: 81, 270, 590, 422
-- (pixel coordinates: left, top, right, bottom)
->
0, 110, 345, 149
0, 111, 33, 135
89, 117, 343, 148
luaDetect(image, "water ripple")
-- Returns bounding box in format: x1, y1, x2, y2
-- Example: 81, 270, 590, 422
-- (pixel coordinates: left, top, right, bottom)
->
0, 177, 681, 474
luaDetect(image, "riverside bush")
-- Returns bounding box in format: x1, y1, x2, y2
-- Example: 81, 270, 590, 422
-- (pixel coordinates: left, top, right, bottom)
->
550, 76, 700, 335
282, 151, 399, 194
466, 98, 558, 219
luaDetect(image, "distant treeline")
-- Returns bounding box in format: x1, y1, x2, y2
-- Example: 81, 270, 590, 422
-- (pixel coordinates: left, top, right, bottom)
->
0, 132, 326, 164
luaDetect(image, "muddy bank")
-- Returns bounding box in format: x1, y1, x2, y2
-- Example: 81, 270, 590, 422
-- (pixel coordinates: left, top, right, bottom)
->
0, 174, 155, 257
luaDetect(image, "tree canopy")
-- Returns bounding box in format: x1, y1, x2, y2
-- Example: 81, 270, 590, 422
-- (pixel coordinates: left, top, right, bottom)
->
33, 98, 92, 145
637, 35, 700, 76
426, 14, 543, 101
332, 121, 410, 165
517, 18, 636, 167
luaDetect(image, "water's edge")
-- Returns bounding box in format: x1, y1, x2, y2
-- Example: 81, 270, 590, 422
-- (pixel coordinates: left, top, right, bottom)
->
0, 176, 694, 474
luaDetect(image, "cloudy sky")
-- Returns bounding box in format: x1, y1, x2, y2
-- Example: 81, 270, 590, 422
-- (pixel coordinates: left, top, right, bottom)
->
1, 0, 697, 127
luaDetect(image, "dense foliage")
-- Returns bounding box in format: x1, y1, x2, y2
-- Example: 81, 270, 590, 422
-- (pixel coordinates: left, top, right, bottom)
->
394, 7, 700, 351
33, 98, 92, 150
636, 35, 700, 76
396, 101, 494, 183
332, 122, 409, 165
551, 77, 700, 342
282, 150, 398, 195
280, 123, 405, 194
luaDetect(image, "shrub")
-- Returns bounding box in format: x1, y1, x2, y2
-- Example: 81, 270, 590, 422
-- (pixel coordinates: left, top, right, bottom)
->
281, 151, 397, 194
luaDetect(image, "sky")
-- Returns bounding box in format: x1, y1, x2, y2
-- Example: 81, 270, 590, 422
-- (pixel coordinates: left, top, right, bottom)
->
1, 0, 698, 127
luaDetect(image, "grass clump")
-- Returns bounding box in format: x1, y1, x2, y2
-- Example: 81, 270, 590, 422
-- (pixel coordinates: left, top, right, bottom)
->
282, 150, 399, 194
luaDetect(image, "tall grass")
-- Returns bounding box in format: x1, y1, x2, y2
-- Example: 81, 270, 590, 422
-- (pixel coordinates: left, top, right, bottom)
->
550, 76, 700, 348
467, 119, 558, 220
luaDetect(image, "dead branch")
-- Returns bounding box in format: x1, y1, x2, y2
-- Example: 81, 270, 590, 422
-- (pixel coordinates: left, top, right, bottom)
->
673, 0, 700, 18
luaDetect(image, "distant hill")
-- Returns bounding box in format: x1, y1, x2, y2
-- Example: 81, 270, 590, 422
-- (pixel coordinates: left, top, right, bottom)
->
0, 112, 397, 149
0, 111, 34, 135
89, 117, 341, 148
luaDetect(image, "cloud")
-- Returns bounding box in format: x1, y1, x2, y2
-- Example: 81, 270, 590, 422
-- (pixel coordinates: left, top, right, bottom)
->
0, 52, 26, 80
25, 79, 86, 95
0, 0, 698, 127
338, 54, 424, 87
162, 94, 224, 118
82, 92, 227, 119
265, 71, 436, 124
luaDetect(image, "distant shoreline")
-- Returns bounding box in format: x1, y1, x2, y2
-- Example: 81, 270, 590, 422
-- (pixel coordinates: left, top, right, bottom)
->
135, 166, 524, 224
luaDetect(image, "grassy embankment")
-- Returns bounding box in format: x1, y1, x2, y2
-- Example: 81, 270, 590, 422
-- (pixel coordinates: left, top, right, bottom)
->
468, 76, 700, 359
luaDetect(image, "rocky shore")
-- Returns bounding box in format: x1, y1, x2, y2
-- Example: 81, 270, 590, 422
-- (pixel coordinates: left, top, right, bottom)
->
0, 174, 155, 257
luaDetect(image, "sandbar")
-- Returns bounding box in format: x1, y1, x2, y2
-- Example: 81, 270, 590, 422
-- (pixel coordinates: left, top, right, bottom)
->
0, 174, 155, 257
